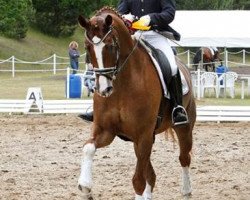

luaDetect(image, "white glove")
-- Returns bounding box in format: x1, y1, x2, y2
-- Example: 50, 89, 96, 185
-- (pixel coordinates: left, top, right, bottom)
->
122, 13, 135, 22
139, 15, 151, 26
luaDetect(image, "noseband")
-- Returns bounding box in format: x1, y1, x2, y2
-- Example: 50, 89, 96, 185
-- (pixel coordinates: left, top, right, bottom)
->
85, 26, 139, 80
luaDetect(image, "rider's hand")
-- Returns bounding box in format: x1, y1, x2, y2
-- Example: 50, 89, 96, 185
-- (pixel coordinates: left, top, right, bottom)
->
122, 13, 135, 22
138, 15, 151, 26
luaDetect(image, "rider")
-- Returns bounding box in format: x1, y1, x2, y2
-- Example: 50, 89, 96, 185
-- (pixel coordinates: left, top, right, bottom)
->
79, 0, 189, 126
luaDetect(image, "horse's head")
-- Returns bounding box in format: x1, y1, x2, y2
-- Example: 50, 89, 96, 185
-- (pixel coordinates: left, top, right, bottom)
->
78, 8, 128, 97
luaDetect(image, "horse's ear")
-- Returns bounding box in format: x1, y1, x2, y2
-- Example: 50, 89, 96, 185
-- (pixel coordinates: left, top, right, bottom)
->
105, 15, 113, 27
78, 15, 90, 30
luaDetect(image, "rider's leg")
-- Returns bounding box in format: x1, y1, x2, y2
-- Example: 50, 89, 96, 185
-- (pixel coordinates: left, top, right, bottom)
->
141, 31, 188, 126
168, 70, 189, 125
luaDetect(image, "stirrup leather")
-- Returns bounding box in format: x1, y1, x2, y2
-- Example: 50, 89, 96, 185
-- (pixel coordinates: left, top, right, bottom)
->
171, 105, 189, 126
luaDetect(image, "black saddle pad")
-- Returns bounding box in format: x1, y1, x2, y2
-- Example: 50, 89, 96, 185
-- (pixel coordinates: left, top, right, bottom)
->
142, 39, 172, 90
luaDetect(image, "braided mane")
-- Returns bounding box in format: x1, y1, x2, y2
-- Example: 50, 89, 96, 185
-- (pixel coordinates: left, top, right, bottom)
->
95, 6, 123, 20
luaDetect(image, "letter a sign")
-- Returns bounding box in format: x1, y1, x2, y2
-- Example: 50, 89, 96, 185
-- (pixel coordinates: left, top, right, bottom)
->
29, 92, 37, 101
25, 87, 43, 113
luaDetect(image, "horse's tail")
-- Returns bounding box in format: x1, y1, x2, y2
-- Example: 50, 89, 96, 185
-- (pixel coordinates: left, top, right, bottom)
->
163, 128, 177, 149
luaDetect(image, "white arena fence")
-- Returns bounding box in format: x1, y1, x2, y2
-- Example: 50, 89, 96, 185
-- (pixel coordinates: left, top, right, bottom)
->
1, 49, 250, 77
0, 50, 250, 122
0, 53, 87, 77
0, 99, 250, 122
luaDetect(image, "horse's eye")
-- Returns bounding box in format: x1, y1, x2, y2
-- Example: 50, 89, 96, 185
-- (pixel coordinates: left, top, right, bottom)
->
105, 44, 113, 51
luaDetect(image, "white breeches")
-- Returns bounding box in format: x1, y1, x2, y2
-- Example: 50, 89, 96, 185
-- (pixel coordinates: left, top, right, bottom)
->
135, 30, 178, 76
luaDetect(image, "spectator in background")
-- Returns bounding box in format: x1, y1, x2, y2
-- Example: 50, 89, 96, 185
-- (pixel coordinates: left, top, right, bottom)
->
69, 41, 80, 74
84, 62, 95, 97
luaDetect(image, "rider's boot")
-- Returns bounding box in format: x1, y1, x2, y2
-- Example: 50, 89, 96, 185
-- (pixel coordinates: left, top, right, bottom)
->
78, 111, 93, 122
169, 70, 189, 126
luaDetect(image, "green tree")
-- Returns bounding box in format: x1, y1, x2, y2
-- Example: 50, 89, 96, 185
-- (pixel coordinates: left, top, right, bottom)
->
0, 0, 31, 39
31, 0, 120, 37
233, 0, 250, 9
32, 0, 75, 37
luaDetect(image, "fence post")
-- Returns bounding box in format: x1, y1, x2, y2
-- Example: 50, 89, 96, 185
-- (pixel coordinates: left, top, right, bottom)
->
66, 67, 70, 99
12, 56, 15, 78
53, 54, 56, 75
187, 50, 190, 68
224, 48, 228, 67
197, 68, 201, 100
243, 49, 246, 65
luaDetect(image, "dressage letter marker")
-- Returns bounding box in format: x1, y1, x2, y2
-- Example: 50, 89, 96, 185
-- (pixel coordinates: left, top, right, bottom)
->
25, 87, 43, 113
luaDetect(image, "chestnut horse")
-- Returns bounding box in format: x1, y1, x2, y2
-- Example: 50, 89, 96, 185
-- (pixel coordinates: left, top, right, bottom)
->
77, 7, 196, 200
193, 47, 222, 72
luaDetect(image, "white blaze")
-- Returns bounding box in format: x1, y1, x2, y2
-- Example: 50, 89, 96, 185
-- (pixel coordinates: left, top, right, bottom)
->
92, 36, 109, 93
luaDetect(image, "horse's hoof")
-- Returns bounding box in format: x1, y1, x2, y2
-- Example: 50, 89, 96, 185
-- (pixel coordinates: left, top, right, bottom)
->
183, 193, 192, 200
78, 185, 93, 200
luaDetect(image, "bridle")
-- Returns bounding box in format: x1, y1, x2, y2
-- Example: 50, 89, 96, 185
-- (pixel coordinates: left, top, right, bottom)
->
84, 25, 139, 80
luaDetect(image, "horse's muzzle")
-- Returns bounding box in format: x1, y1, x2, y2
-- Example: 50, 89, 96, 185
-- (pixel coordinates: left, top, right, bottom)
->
97, 86, 113, 97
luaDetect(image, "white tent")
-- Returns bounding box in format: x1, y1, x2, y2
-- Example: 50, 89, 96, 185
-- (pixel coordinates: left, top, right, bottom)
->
170, 10, 250, 47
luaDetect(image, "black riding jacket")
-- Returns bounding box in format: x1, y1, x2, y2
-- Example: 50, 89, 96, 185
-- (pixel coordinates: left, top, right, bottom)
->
117, 0, 180, 40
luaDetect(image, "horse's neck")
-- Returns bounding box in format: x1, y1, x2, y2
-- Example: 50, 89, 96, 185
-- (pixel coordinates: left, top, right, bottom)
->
118, 33, 134, 55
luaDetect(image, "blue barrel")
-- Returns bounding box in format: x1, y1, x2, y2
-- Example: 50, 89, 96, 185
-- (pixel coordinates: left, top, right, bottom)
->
66, 74, 82, 98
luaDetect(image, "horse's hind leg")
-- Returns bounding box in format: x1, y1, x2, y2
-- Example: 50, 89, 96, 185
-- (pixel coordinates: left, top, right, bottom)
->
143, 161, 156, 199
175, 126, 193, 197
133, 135, 155, 200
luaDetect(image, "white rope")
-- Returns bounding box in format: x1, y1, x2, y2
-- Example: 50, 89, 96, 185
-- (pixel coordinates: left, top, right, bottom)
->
14, 55, 54, 64
176, 50, 189, 56
227, 50, 244, 55
0, 57, 12, 64
56, 55, 69, 59
0, 68, 88, 73
0, 69, 64, 72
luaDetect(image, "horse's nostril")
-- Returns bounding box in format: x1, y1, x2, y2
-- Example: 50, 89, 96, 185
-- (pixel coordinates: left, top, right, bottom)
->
106, 86, 113, 93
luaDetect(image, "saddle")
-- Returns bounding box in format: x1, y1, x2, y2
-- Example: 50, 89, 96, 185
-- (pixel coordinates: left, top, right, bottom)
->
139, 39, 189, 129
141, 39, 173, 93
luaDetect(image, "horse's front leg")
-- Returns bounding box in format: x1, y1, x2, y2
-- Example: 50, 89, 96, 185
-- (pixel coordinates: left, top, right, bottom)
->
78, 130, 115, 199
133, 135, 155, 200
78, 142, 95, 199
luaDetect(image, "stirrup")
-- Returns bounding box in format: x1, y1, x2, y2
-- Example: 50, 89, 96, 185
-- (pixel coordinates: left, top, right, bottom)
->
172, 105, 189, 126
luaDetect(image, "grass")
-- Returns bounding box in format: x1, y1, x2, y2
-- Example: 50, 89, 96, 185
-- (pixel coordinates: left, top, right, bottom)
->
196, 97, 250, 106
0, 71, 94, 100
0, 27, 85, 61
1, 70, 249, 105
